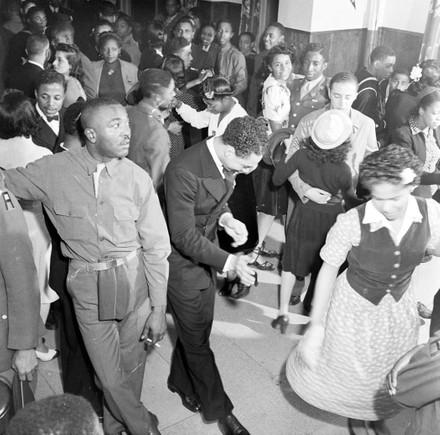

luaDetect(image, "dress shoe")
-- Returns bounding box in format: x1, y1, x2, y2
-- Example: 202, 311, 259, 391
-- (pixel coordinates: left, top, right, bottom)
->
218, 413, 250, 435
36, 348, 60, 362
168, 383, 201, 413
219, 277, 239, 296
231, 282, 250, 299
271, 315, 289, 334
146, 412, 161, 435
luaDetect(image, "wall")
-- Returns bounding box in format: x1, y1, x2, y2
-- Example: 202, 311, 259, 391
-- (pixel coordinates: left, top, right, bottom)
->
278, 0, 431, 76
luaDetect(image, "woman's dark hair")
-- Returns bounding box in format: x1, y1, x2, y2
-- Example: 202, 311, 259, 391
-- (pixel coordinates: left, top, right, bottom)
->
98, 32, 121, 52
144, 20, 166, 49
54, 43, 84, 82
359, 144, 423, 188
139, 68, 173, 98
301, 42, 328, 63
407, 59, 440, 96
63, 100, 86, 137
304, 138, 349, 165
202, 76, 235, 100
410, 87, 440, 117
162, 55, 186, 90
265, 43, 295, 68
0, 91, 39, 139
164, 36, 191, 56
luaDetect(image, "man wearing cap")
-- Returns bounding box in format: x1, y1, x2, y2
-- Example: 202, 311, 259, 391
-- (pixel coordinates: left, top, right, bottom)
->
1, 97, 171, 435
164, 116, 267, 435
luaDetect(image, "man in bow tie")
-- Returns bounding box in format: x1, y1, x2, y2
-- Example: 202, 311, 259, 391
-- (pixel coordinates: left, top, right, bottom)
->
32, 69, 66, 153
164, 116, 267, 435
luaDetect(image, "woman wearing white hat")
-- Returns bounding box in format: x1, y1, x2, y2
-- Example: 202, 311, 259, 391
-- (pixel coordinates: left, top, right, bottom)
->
271, 110, 360, 334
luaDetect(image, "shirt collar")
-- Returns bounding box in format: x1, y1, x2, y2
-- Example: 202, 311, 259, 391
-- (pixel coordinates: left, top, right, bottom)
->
409, 116, 431, 136
82, 146, 120, 177
27, 60, 44, 70
36, 103, 59, 124
363, 195, 423, 234
206, 136, 224, 178
303, 75, 323, 90
138, 101, 165, 124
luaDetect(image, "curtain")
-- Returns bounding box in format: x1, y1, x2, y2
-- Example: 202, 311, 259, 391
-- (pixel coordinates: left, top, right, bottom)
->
239, 0, 261, 35
419, 0, 440, 61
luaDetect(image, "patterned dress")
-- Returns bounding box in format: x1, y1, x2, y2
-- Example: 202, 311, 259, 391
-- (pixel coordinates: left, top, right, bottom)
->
287, 198, 440, 420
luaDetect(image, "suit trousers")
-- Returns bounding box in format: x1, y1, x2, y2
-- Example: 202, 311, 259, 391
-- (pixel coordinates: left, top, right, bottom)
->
167, 282, 233, 421
66, 255, 154, 435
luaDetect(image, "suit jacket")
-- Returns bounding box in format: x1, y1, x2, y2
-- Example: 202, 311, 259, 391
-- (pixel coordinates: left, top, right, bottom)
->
0, 183, 39, 373
190, 43, 208, 71
6, 61, 44, 99
127, 101, 170, 193
164, 141, 232, 290
288, 76, 329, 129
82, 59, 138, 100
392, 123, 440, 198
32, 105, 66, 153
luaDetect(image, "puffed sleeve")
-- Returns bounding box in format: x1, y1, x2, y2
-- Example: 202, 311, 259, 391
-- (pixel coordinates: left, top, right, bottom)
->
263, 84, 284, 122
320, 208, 361, 267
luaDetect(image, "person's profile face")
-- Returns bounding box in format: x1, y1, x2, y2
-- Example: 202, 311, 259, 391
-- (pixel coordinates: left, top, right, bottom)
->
100, 38, 120, 64
302, 51, 327, 82
389, 73, 410, 92
269, 53, 292, 81
86, 105, 131, 162
157, 79, 176, 109
216, 22, 233, 46
375, 56, 396, 80
174, 22, 194, 42
223, 149, 262, 175
177, 45, 192, 69
53, 51, 71, 77
201, 25, 215, 47
239, 34, 253, 56
263, 26, 283, 51
35, 83, 65, 117
419, 100, 440, 130
329, 81, 358, 114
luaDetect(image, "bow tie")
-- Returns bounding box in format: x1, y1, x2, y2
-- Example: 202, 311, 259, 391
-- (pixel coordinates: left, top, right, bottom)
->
46, 115, 59, 122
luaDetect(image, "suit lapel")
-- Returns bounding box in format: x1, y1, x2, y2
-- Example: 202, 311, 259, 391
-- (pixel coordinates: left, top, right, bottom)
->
198, 141, 227, 202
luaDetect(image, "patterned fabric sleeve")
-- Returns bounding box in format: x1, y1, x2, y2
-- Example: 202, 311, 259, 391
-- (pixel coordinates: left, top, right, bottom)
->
426, 198, 440, 250
320, 208, 361, 267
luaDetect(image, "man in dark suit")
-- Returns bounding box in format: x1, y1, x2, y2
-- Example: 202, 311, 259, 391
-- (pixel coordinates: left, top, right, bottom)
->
32, 69, 66, 153
0, 179, 40, 392
164, 116, 268, 435
7, 34, 50, 99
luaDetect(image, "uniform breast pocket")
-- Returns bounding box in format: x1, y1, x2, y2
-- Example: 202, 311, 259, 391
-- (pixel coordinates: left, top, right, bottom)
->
53, 202, 93, 242
113, 205, 140, 245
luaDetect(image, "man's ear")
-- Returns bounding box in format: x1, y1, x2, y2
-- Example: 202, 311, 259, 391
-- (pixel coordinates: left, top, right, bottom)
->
224, 144, 236, 159
84, 127, 96, 143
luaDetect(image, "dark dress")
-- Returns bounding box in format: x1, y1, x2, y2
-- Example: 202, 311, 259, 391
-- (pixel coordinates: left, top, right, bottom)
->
273, 149, 355, 276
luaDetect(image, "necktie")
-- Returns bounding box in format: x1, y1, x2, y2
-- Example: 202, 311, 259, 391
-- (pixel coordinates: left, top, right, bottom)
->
47, 115, 59, 122
223, 168, 235, 192
300, 81, 311, 99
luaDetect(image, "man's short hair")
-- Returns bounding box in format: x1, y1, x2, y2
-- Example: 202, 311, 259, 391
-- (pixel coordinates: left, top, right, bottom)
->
239, 31, 255, 43
216, 18, 234, 31
329, 72, 358, 90
51, 22, 75, 38
25, 5, 45, 21
391, 67, 410, 79
222, 116, 268, 158
266, 22, 286, 37
36, 69, 67, 93
302, 42, 328, 62
174, 16, 195, 31
139, 68, 173, 98
116, 12, 133, 28
370, 45, 396, 63
99, 1, 118, 16
5, 393, 101, 435
26, 34, 49, 56
80, 97, 121, 135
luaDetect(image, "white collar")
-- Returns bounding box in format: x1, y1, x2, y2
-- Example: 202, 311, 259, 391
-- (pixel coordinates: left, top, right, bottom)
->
363, 195, 422, 244
206, 136, 225, 178
302, 75, 323, 90
27, 60, 45, 70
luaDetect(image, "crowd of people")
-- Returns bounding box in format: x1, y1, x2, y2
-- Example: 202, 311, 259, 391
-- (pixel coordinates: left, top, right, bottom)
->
1, 0, 440, 434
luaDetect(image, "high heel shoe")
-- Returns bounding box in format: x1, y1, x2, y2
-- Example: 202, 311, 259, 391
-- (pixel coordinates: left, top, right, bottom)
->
271, 315, 289, 334
36, 348, 60, 362
231, 282, 250, 299
219, 277, 239, 296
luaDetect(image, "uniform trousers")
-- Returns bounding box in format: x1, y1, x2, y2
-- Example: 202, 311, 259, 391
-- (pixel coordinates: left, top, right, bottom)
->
167, 282, 233, 421
66, 255, 153, 435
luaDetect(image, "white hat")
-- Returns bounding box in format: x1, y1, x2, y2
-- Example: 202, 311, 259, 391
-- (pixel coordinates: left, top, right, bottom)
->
311, 110, 353, 150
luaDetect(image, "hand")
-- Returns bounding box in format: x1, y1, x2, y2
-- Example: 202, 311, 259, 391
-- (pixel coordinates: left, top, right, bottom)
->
199, 69, 214, 82
305, 187, 331, 204
168, 121, 183, 135
387, 345, 423, 395
222, 215, 248, 248
234, 255, 257, 286
12, 349, 38, 382
299, 323, 325, 370
140, 306, 167, 346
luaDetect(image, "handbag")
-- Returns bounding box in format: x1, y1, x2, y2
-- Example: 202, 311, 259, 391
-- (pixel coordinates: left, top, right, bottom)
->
394, 334, 440, 408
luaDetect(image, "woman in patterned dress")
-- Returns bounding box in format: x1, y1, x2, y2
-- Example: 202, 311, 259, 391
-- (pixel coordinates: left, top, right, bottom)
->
287, 144, 440, 433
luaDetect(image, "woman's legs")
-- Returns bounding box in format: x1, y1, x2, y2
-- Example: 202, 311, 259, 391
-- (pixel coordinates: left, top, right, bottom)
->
278, 271, 296, 315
